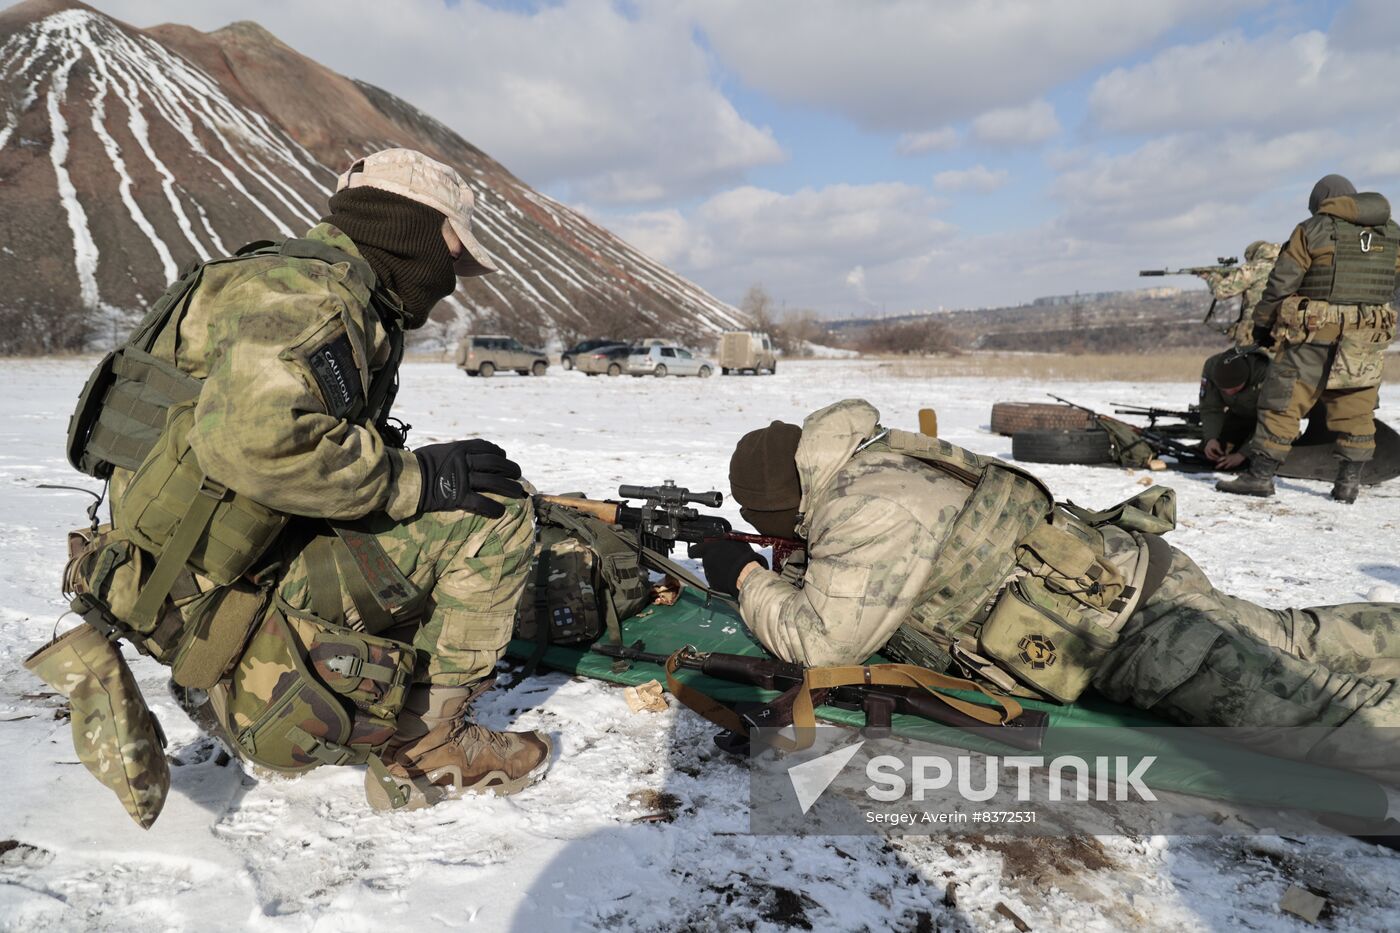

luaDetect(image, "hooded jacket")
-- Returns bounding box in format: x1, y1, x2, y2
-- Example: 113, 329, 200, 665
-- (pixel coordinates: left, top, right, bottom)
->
736, 399, 973, 666
1255, 192, 1400, 325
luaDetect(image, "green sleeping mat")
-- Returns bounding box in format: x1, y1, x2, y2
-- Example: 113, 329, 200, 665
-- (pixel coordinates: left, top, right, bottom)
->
507, 586, 1390, 822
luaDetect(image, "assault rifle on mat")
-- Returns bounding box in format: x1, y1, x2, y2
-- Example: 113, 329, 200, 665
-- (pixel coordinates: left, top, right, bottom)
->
540, 481, 804, 571
592, 643, 1049, 753
1049, 394, 1213, 468
1139, 257, 1239, 325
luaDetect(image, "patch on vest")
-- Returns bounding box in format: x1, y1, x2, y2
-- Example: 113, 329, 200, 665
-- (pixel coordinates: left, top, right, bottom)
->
1017, 633, 1057, 670
307, 333, 363, 419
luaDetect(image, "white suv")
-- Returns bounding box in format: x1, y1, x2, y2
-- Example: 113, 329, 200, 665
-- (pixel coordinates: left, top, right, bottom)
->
625, 345, 716, 378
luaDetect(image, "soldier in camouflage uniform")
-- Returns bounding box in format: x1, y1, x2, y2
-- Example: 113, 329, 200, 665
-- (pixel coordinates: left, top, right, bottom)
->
1194, 240, 1281, 345
697, 399, 1400, 782
1219, 175, 1400, 502
1198, 347, 1270, 470
57, 149, 549, 815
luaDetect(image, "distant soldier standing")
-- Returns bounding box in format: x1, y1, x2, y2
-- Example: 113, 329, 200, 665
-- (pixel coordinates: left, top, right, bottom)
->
1198, 347, 1270, 470
1194, 240, 1281, 345
1218, 175, 1400, 502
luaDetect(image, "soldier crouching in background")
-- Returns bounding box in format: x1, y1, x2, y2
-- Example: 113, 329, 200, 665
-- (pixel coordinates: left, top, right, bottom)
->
28, 149, 549, 827
1198, 346, 1270, 471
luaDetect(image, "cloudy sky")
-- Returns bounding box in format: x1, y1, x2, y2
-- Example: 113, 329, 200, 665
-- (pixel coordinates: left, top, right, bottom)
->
95, 0, 1400, 315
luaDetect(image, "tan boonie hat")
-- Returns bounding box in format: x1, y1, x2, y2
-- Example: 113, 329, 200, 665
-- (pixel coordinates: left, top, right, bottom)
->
336, 148, 498, 277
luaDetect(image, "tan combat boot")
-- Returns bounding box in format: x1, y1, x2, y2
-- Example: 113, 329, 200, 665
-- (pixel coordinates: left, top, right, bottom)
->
365, 681, 551, 811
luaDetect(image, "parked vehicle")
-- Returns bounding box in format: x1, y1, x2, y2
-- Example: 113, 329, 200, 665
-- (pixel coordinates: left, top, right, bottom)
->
560, 338, 621, 370
718, 330, 777, 375
455, 335, 549, 377
626, 345, 717, 378
576, 344, 634, 376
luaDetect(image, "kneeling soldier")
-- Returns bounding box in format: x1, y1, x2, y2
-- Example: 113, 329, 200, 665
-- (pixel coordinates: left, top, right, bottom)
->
697, 399, 1400, 783
32, 149, 549, 825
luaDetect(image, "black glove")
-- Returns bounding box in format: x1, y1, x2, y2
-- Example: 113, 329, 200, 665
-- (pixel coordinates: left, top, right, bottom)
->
414, 439, 525, 517
692, 540, 768, 597
1251, 325, 1275, 349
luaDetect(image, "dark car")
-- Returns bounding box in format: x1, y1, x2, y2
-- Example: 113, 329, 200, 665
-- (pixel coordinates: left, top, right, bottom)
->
576, 344, 635, 376
561, 338, 621, 370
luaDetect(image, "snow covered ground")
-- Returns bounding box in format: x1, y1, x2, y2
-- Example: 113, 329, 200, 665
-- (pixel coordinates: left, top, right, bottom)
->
1, 358, 1397, 932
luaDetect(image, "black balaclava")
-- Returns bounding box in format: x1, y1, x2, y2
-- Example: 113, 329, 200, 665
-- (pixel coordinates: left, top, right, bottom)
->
729, 421, 804, 538
323, 187, 457, 328
1308, 174, 1356, 215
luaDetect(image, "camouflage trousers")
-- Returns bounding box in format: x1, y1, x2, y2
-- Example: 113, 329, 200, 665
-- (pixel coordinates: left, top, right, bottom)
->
1249, 341, 1379, 463
274, 495, 534, 687
1094, 544, 1400, 782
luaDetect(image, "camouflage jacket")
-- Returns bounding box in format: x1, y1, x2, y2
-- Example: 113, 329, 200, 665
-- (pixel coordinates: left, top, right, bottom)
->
1198, 350, 1269, 441
123, 223, 422, 522
1255, 194, 1400, 327
1197, 247, 1277, 323
737, 400, 972, 667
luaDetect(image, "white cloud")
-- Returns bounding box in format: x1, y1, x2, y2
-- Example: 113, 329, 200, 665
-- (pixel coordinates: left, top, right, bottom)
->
932, 165, 1009, 193
970, 100, 1061, 146
95, 0, 784, 203
688, 0, 1263, 130
897, 127, 959, 156
1089, 25, 1400, 135
594, 181, 955, 310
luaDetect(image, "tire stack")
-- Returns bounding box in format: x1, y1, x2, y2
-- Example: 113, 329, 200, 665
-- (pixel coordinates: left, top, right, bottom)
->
990, 402, 1113, 465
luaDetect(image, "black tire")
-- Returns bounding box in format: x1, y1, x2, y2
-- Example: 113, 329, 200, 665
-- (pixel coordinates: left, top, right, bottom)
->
654, 364, 668, 378
1011, 429, 1113, 465
607, 363, 622, 377
721, 367, 731, 375
769, 361, 777, 374
991, 402, 1096, 436
532, 360, 547, 376
479, 362, 495, 378
698, 365, 712, 378
465, 370, 478, 377
516, 370, 529, 376
562, 355, 574, 370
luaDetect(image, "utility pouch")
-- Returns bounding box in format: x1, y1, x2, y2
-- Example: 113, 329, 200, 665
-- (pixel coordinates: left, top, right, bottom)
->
24, 625, 170, 829
222, 610, 409, 774
1328, 304, 1397, 390
978, 580, 1119, 704
1015, 513, 1130, 616
1273, 296, 1341, 347
514, 536, 603, 645
121, 399, 287, 589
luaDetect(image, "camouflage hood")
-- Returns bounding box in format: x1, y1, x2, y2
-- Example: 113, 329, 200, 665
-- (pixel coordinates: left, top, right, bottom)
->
793, 398, 882, 537
1317, 192, 1392, 227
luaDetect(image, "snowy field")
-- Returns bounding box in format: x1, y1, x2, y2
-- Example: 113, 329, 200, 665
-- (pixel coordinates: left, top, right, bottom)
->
2, 358, 1398, 932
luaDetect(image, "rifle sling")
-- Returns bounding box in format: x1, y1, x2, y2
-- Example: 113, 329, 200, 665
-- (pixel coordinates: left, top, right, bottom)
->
664, 650, 1024, 752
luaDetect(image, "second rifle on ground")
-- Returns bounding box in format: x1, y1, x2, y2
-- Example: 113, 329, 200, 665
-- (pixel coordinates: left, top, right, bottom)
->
1050, 394, 1212, 467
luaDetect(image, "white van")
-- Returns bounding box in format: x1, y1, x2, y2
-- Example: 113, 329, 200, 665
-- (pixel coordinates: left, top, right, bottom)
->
718, 331, 777, 375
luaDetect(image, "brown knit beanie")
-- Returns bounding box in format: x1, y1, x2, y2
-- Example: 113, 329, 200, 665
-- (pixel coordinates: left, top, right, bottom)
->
729, 421, 803, 538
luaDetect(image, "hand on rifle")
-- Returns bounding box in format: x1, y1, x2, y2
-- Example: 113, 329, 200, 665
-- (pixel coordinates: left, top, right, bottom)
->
691, 540, 767, 596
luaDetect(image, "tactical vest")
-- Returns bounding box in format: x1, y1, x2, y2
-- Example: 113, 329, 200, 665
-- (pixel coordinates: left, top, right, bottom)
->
858, 429, 1170, 703
1297, 217, 1400, 305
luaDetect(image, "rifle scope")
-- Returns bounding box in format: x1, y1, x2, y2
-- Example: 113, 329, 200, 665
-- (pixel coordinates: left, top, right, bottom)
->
618, 482, 723, 508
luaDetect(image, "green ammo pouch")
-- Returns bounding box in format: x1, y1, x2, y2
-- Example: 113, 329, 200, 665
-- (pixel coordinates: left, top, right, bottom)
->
979, 579, 1120, 705
222, 610, 413, 775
